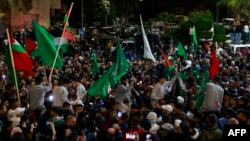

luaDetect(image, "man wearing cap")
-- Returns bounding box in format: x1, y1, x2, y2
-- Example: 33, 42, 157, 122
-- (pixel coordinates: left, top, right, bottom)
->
10, 107, 25, 127
161, 104, 173, 115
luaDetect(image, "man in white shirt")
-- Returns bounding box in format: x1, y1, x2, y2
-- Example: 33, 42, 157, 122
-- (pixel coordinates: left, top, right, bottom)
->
243, 24, 249, 43
115, 75, 136, 113
198, 75, 224, 117
150, 71, 179, 107
72, 77, 86, 103
52, 77, 70, 108
28, 76, 52, 117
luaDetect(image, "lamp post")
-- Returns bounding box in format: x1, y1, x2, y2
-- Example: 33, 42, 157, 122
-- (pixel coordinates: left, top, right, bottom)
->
139, 0, 143, 15
81, 0, 83, 28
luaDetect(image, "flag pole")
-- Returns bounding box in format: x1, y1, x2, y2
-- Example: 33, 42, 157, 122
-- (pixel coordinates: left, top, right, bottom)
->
6, 29, 20, 104
49, 2, 74, 79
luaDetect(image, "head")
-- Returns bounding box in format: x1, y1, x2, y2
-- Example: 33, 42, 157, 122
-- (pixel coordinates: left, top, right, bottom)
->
213, 75, 221, 83
121, 75, 129, 85
206, 113, 218, 126
65, 115, 77, 127
35, 76, 42, 84
74, 104, 84, 115
146, 111, 157, 124
107, 128, 116, 137
0, 103, 7, 114
158, 75, 166, 83
162, 104, 173, 115
236, 109, 249, 123
228, 117, 239, 125
142, 118, 152, 131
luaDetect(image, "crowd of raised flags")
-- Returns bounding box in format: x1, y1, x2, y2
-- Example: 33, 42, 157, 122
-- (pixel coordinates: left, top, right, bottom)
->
3, 7, 218, 110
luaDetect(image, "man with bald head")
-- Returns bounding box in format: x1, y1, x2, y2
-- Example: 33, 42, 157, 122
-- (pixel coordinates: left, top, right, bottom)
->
104, 127, 116, 141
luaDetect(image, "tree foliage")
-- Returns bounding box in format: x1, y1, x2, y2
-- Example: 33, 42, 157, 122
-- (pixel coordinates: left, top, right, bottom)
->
0, 0, 11, 12
172, 10, 214, 44
85, 0, 117, 26
216, 0, 250, 21
213, 24, 227, 42
111, 0, 140, 23
10, 0, 32, 13
158, 12, 176, 23
188, 10, 214, 40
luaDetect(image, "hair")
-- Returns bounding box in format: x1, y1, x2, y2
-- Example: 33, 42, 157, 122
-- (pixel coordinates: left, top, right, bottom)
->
51, 106, 64, 116
11, 132, 25, 141
0, 103, 5, 110
63, 101, 71, 107
35, 76, 42, 84
207, 113, 218, 125
162, 115, 171, 123
142, 118, 152, 130
213, 75, 221, 82
38, 134, 52, 141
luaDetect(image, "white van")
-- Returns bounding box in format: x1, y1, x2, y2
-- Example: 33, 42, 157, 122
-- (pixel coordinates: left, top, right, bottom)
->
222, 18, 235, 31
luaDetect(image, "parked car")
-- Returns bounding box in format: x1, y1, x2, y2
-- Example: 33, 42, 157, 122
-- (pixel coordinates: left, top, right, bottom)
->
221, 18, 235, 33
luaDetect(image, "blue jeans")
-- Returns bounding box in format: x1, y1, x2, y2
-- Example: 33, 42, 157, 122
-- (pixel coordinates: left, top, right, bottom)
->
231, 33, 242, 44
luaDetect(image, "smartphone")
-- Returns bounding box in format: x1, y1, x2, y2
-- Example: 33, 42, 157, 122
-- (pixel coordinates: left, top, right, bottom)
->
117, 111, 122, 117
146, 133, 151, 139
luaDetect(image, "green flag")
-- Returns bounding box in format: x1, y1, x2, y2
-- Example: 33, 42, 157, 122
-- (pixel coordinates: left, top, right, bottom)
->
109, 42, 130, 88
87, 42, 130, 97
177, 41, 186, 57
87, 65, 114, 97
193, 26, 198, 55
195, 66, 209, 110
32, 21, 63, 69
91, 50, 100, 76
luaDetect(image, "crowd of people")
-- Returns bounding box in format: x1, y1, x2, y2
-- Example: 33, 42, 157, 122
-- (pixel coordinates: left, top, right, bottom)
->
0, 26, 250, 141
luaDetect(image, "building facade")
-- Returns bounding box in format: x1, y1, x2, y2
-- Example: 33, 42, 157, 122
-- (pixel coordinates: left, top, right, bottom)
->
7, 0, 61, 32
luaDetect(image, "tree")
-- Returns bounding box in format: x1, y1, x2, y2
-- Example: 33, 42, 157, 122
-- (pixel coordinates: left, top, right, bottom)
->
213, 24, 227, 43
111, 0, 140, 24
217, 0, 250, 22
102, 0, 111, 26
0, 0, 11, 12
10, 0, 33, 13
85, 0, 117, 26
172, 10, 214, 45
188, 10, 214, 40
158, 12, 176, 34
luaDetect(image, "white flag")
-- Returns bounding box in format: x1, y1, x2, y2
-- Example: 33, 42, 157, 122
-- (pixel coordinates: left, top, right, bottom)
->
140, 15, 156, 62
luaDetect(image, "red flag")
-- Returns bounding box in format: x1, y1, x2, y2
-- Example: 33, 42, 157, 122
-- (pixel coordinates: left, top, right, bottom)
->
25, 37, 37, 55
156, 45, 172, 67
63, 10, 76, 41
64, 29, 76, 41
209, 48, 219, 80
8, 37, 33, 72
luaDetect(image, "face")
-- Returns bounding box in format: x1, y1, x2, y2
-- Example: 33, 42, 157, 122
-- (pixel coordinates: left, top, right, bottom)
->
159, 77, 166, 83
75, 106, 84, 114
66, 117, 77, 127
50, 110, 57, 117
236, 112, 247, 122
1, 105, 7, 113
